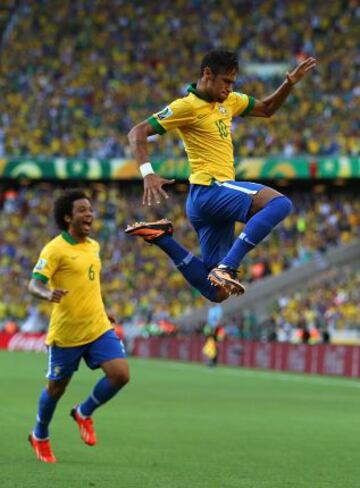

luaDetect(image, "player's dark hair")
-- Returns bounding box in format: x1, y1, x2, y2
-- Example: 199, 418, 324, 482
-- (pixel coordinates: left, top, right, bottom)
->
200, 50, 239, 76
54, 189, 90, 230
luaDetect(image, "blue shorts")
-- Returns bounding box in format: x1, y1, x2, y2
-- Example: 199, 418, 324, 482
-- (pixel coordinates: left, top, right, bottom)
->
186, 181, 265, 269
46, 329, 127, 381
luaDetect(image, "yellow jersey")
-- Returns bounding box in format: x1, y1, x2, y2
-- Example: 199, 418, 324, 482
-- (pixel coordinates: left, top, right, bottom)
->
202, 337, 218, 360
32, 231, 111, 347
148, 83, 254, 185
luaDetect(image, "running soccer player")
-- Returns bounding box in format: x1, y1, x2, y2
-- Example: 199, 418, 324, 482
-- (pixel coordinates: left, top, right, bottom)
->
28, 190, 129, 463
125, 50, 316, 301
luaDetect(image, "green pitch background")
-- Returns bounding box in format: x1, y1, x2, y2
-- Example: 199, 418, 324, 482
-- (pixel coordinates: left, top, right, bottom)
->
1, 351, 359, 488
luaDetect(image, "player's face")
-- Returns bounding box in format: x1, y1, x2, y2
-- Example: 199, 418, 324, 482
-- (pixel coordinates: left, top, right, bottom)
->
210, 69, 237, 102
68, 198, 94, 238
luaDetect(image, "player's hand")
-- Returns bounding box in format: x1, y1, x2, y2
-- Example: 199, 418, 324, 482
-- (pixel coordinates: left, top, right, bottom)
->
143, 173, 175, 206
47, 288, 68, 303
286, 57, 317, 85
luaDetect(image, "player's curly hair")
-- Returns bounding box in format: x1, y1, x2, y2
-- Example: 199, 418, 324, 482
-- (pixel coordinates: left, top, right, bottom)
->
54, 189, 90, 230
200, 50, 239, 76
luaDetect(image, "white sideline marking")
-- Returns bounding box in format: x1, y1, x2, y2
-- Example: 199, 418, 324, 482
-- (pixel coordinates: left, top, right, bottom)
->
161, 361, 360, 389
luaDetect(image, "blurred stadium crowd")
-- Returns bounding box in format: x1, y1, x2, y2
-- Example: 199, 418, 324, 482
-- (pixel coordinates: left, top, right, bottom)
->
0, 0, 358, 159
0, 0, 358, 342
213, 266, 360, 344
267, 266, 360, 342
0, 183, 359, 337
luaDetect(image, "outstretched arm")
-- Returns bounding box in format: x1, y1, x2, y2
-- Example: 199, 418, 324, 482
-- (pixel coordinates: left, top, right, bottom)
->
128, 120, 175, 206
248, 57, 317, 118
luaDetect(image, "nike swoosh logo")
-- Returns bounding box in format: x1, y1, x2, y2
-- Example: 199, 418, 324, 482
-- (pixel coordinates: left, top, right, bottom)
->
244, 237, 256, 246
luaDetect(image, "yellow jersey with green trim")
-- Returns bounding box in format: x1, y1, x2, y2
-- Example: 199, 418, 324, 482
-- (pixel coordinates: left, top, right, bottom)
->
148, 83, 254, 185
32, 231, 111, 347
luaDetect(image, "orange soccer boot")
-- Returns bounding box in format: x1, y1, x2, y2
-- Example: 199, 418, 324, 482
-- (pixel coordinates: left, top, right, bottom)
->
125, 218, 173, 242
208, 266, 246, 296
70, 406, 97, 446
28, 432, 57, 463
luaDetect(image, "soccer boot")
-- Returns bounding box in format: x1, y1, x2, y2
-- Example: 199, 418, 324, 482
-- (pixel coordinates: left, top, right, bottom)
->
28, 432, 57, 463
208, 266, 245, 296
125, 218, 173, 242
71, 406, 97, 446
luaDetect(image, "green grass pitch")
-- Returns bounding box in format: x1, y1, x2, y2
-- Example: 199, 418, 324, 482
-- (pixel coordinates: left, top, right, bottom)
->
1, 351, 359, 488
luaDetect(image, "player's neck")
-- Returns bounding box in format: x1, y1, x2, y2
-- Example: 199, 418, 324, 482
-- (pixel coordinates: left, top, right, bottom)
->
66, 228, 87, 243
195, 80, 214, 102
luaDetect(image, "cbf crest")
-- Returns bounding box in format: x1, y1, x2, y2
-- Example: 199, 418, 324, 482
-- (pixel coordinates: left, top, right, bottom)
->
218, 105, 228, 116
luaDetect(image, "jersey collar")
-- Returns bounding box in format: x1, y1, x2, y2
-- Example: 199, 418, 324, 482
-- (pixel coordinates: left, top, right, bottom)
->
61, 231, 79, 245
187, 83, 213, 103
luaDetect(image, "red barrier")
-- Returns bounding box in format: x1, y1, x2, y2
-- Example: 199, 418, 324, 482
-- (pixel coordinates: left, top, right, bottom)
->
2, 333, 359, 378
133, 337, 360, 378
0, 332, 46, 352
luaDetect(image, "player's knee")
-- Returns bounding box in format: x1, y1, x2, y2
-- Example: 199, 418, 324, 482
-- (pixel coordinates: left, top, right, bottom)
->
280, 196, 293, 218
108, 369, 130, 389
47, 382, 67, 400
266, 195, 293, 223
120, 370, 130, 386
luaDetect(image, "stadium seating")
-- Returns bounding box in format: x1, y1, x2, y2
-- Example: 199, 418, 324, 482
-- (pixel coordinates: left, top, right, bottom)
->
0, 1, 358, 337
0, 0, 357, 158
0, 183, 358, 331
264, 266, 360, 341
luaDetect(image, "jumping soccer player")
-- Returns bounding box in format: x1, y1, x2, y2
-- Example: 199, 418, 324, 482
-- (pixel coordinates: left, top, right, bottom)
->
126, 50, 316, 301
28, 190, 129, 463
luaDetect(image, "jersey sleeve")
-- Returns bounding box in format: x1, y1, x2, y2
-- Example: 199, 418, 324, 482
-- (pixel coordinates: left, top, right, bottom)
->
148, 98, 195, 134
231, 92, 255, 117
32, 244, 60, 283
